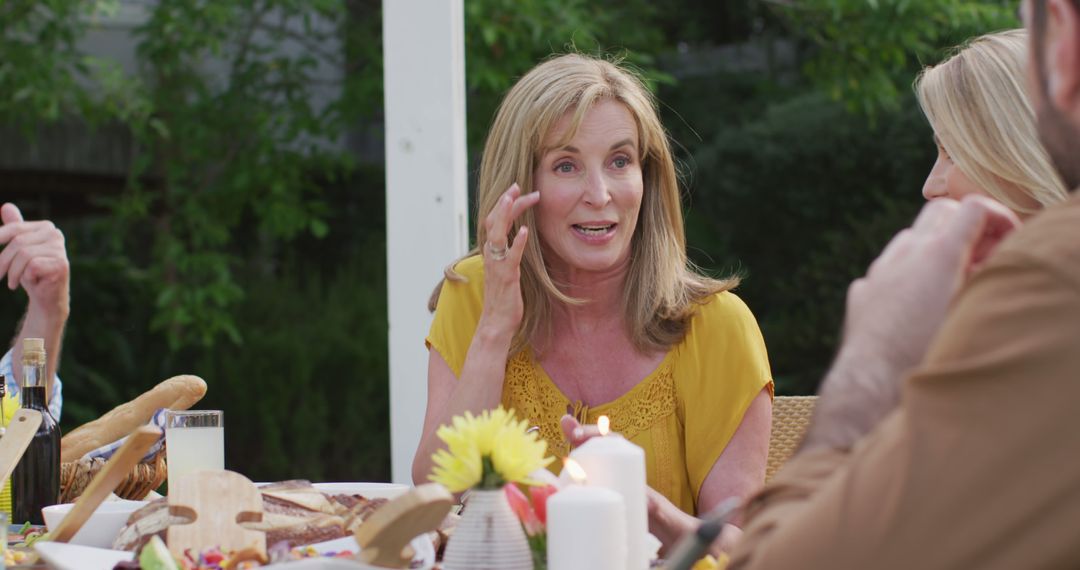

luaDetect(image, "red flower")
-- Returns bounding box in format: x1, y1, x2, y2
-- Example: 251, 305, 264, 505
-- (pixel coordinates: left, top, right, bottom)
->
505, 483, 543, 535
530, 484, 558, 526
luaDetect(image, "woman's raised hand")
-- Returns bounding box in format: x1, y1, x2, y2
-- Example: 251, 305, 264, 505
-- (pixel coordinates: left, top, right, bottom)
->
479, 183, 540, 336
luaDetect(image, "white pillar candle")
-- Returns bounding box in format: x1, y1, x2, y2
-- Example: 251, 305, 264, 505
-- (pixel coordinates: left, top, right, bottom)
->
547, 484, 626, 570
569, 424, 649, 570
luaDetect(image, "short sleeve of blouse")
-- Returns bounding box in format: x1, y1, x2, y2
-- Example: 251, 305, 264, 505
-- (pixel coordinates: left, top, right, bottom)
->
425, 255, 485, 377
675, 291, 774, 499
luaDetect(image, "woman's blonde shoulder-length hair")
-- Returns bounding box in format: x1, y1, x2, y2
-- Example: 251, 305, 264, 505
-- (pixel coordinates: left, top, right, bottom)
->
916, 29, 1068, 215
429, 52, 738, 354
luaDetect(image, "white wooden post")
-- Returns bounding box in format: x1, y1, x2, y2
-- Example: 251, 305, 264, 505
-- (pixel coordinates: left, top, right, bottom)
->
383, 0, 469, 484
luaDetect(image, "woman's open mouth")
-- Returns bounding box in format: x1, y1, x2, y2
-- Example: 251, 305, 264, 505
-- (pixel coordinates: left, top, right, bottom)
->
572, 223, 616, 237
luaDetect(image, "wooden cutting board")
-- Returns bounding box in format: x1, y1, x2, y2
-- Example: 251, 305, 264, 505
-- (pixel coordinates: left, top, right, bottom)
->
0, 409, 43, 486
354, 483, 454, 568
167, 470, 266, 562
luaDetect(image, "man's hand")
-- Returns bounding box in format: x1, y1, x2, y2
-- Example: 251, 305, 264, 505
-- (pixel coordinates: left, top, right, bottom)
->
0, 203, 70, 319
0, 203, 70, 396
844, 196, 1019, 374
806, 196, 1020, 451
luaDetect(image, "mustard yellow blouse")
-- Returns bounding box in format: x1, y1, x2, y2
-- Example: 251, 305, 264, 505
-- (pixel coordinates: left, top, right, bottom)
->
426, 255, 773, 515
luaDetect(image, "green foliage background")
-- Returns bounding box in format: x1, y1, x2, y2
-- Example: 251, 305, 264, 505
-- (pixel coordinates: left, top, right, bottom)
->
0, 0, 1017, 480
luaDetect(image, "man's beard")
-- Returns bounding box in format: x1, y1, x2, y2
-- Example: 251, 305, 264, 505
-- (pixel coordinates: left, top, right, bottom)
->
1036, 101, 1080, 191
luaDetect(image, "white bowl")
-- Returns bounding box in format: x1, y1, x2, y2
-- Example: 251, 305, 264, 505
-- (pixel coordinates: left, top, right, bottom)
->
311, 482, 409, 500
41, 499, 148, 549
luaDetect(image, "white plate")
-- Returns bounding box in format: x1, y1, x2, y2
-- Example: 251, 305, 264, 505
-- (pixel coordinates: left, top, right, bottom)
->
34, 542, 135, 570
33, 536, 435, 570
253, 482, 410, 501
311, 482, 410, 500
306, 534, 435, 570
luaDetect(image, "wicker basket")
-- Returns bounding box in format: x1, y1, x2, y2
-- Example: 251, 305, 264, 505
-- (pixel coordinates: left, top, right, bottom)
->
766, 395, 818, 483
59, 447, 167, 503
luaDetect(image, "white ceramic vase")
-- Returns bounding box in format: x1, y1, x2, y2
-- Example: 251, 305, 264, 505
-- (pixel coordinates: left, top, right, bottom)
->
442, 488, 534, 570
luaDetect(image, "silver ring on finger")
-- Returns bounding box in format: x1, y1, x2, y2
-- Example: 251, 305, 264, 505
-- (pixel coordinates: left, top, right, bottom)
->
485, 240, 508, 261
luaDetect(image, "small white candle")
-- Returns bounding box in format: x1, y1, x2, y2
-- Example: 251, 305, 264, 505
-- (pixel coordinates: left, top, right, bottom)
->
569, 416, 649, 570
547, 460, 626, 570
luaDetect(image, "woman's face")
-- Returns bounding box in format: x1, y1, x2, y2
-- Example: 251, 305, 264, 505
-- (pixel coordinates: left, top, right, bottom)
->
533, 100, 644, 278
922, 134, 1040, 214
922, 136, 985, 202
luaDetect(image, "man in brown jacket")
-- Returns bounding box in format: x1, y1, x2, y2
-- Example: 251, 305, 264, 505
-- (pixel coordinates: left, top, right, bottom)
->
731, 1, 1080, 568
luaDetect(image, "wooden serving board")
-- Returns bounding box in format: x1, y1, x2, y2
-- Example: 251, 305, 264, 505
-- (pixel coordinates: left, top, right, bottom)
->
354, 483, 453, 568
0, 409, 43, 486
167, 470, 266, 562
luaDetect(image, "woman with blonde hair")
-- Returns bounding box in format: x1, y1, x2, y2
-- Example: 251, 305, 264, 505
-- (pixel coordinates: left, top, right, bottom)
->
917, 28, 1068, 216
413, 53, 773, 548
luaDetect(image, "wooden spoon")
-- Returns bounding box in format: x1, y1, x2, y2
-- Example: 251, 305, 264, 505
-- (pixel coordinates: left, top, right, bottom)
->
49, 425, 161, 544
0, 409, 43, 486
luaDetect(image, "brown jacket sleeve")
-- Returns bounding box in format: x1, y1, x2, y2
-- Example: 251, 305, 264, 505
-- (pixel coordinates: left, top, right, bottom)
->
731, 226, 1080, 569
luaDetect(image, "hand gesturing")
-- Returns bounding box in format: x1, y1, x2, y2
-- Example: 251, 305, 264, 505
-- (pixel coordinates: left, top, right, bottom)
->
0, 203, 70, 318
478, 184, 540, 336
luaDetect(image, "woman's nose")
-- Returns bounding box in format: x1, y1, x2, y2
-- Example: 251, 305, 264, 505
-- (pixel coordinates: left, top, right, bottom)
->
582, 172, 610, 206
922, 178, 945, 201
923, 164, 947, 201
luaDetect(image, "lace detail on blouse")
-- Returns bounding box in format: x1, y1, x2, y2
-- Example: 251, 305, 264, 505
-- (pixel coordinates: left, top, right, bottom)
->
502, 348, 678, 464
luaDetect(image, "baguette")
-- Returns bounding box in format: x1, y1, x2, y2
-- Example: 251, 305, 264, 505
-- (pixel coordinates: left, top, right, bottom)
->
60, 374, 207, 463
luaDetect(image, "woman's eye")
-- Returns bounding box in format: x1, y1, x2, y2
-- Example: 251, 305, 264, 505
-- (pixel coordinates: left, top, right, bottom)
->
612, 157, 630, 168
555, 162, 574, 173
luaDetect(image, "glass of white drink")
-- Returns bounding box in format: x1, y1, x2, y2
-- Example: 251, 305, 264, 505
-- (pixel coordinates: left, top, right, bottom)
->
165, 410, 224, 489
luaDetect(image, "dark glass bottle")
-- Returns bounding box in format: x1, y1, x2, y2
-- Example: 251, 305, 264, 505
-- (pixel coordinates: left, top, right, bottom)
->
12, 338, 60, 525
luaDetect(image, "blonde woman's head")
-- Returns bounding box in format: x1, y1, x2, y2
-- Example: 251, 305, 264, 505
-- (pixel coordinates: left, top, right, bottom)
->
434, 53, 735, 352
916, 29, 1067, 216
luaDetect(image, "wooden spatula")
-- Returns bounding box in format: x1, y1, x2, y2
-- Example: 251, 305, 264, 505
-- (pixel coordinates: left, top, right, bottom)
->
49, 425, 161, 544
354, 483, 454, 568
0, 408, 43, 486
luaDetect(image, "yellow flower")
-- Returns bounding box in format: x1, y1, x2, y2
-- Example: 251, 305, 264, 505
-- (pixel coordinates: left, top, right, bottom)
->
430, 406, 553, 492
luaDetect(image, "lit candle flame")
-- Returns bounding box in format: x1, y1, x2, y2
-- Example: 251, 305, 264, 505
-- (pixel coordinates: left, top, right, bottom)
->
598, 415, 610, 436
564, 458, 588, 484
